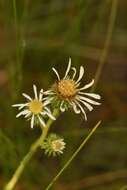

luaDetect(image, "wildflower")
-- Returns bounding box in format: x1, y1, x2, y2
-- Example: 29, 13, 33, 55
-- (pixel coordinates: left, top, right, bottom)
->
45, 58, 101, 120
42, 134, 66, 156
12, 85, 55, 128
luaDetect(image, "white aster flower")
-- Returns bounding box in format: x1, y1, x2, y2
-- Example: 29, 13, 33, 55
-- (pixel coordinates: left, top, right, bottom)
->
12, 85, 55, 128
45, 58, 101, 120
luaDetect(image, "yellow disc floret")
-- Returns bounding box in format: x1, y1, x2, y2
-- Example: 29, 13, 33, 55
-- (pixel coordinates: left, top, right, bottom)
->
57, 79, 76, 99
52, 140, 64, 152
28, 99, 43, 114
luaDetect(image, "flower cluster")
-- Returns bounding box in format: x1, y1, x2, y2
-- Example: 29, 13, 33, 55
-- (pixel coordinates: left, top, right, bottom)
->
13, 58, 101, 157
41, 134, 66, 156
13, 58, 101, 128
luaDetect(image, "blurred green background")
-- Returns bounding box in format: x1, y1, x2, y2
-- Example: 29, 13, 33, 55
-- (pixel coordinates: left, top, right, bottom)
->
0, 0, 127, 189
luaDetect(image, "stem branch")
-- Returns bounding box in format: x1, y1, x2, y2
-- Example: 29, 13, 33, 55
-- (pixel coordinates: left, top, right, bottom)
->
4, 109, 59, 190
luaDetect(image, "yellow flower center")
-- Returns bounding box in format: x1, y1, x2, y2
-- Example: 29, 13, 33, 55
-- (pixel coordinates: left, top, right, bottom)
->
57, 79, 76, 99
52, 140, 63, 151
28, 99, 43, 114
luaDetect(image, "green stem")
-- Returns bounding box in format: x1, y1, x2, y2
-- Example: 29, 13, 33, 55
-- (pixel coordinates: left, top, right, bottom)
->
45, 121, 101, 190
120, 185, 127, 190
4, 109, 59, 190
12, 0, 23, 99
13, 0, 19, 62
19, 0, 29, 63
91, 0, 118, 92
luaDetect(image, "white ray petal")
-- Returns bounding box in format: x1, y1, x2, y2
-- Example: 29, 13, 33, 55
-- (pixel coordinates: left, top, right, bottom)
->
75, 82, 81, 88
22, 93, 32, 101
31, 115, 34, 128
38, 115, 46, 127
44, 90, 55, 95
46, 112, 56, 120
43, 100, 51, 106
76, 98, 93, 111
12, 103, 26, 108
78, 95, 101, 105
39, 89, 43, 101
44, 107, 51, 113
40, 111, 46, 116
18, 103, 29, 110
76, 66, 84, 83
59, 150, 64, 153
60, 107, 66, 112
71, 102, 81, 114
71, 67, 77, 79
60, 101, 66, 112
52, 68, 60, 80
16, 110, 29, 118
79, 79, 94, 91
44, 107, 54, 117
63, 57, 71, 79
58, 150, 63, 154
43, 96, 55, 102
42, 97, 50, 101
43, 98, 54, 106
33, 84, 38, 99
24, 112, 31, 118
75, 100, 87, 120
78, 92, 101, 100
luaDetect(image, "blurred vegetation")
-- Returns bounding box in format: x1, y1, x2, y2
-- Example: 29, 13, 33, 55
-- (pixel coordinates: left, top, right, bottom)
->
0, 0, 127, 189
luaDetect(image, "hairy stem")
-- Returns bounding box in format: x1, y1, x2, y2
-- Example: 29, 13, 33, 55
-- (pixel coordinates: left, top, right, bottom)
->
45, 121, 101, 190
4, 109, 59, 190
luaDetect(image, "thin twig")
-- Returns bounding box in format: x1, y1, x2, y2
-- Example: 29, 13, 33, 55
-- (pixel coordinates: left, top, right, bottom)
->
4, 109, 59, 190
45, 121, 101, 190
